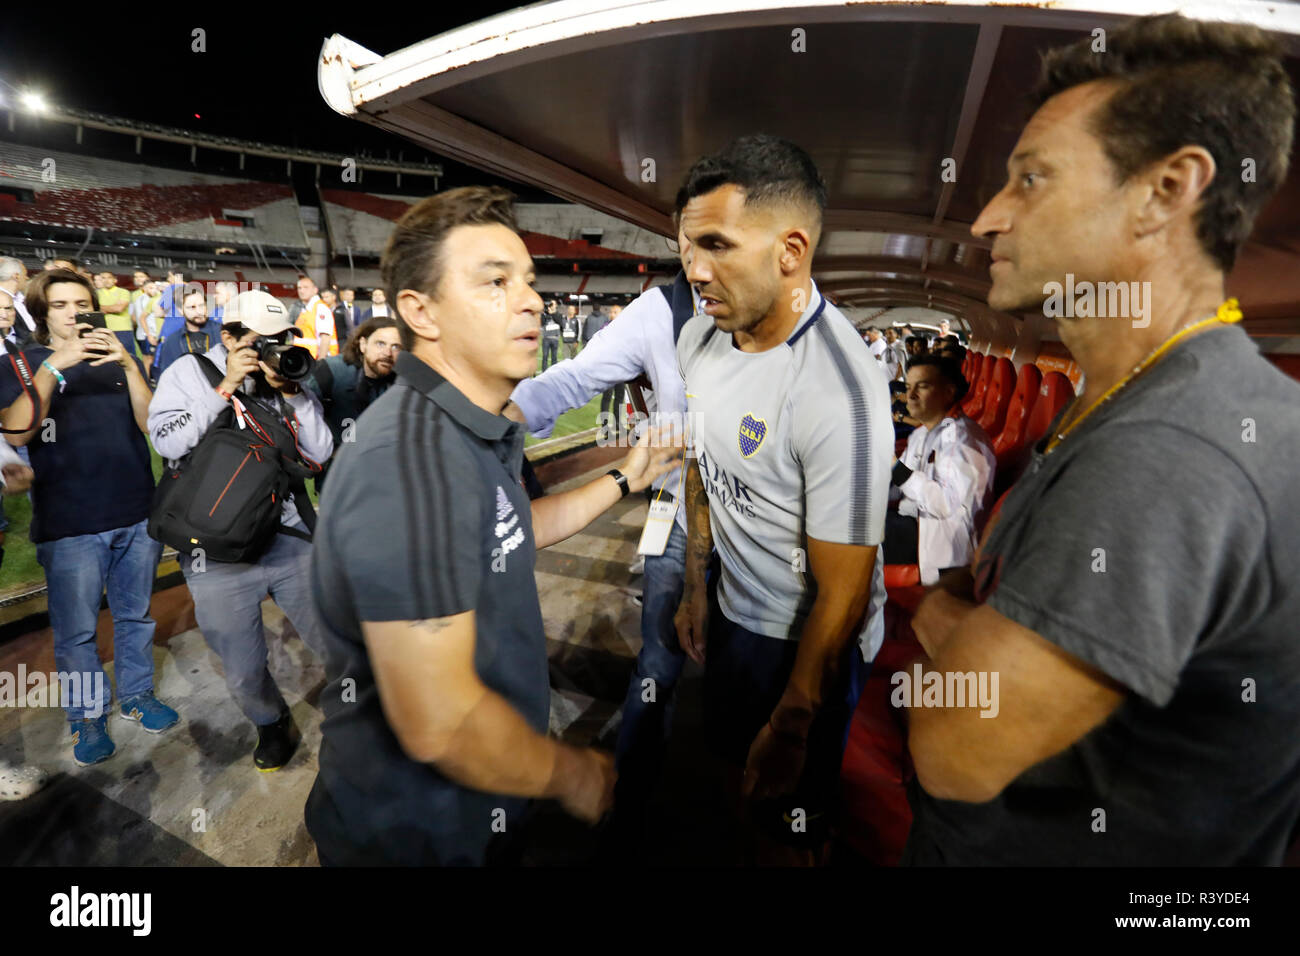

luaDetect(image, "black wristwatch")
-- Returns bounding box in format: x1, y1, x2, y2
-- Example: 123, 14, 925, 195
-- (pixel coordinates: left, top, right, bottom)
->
606, 468, 630, 498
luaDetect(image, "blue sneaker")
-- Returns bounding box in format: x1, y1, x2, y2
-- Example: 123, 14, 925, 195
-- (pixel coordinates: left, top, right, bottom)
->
119, 693, 180, 734
71, 717, 116, 767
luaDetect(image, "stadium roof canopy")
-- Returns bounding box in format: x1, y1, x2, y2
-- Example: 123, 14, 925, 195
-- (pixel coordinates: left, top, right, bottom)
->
319, 0, 1300, 341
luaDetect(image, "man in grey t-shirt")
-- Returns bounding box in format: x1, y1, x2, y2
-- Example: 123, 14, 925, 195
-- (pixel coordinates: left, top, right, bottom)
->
674, 136, 893, 864
903, 14, 1300, 865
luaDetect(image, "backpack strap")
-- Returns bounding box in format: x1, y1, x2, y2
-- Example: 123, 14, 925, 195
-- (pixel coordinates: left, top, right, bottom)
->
211, 368, 323, 541
279, 478, 316, 541
658, 270, 696, 345
194, 354, 226, 389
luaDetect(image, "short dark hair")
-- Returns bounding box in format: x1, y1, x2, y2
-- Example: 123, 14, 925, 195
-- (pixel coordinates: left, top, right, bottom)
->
380, 186, 518, 351
677, 134, 827, 237
25, 269, 97, 345
1028, 13, 1294, 272
936, 343, 968, 365
342, 316, 397, 366
907, 354, 969, 404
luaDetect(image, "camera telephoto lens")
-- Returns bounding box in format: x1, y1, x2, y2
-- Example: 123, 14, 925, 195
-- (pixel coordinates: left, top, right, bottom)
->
256, 338, 313, 382
276, 345, 313, 381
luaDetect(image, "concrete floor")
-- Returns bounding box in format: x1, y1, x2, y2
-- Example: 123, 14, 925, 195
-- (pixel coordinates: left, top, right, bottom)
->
0, 462, 751, 866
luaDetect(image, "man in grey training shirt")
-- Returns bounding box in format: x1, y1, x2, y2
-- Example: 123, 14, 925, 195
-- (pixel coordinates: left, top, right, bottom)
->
674, 135, 894, 865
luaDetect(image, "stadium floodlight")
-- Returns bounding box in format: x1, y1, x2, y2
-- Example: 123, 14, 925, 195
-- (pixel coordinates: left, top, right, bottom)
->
20, 92, 47, 113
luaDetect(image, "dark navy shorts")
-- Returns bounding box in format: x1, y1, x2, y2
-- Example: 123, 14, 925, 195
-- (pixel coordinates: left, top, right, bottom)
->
703, 599, 868, 845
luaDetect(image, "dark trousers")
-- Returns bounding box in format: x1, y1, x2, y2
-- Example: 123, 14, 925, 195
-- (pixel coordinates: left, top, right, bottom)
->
600, 385, 624, 431
703, 602, 868, 847
884, 511, 919, 564
541, 336, 560, 371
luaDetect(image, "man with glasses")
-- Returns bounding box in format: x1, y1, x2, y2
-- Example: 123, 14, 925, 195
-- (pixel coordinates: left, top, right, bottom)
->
148, 291, 334, 771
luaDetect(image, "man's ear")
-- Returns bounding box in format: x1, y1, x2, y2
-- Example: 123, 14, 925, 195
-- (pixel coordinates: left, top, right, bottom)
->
396, 289, 440, 344
778, 226, 813, 275
1134, 144, 1216, 240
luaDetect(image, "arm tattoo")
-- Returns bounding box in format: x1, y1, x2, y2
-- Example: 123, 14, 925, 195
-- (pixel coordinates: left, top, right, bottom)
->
685, 459, 713, 565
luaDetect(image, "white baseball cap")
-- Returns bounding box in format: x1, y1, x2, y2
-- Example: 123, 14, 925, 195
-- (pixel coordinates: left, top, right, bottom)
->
225, 290, 297, 336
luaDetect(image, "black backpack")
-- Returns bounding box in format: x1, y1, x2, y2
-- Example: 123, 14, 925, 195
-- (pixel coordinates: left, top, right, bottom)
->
149, 356, 322, 564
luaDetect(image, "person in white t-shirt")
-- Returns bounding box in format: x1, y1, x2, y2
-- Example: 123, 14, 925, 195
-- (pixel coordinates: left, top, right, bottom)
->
864, 326, 888, 364
362, 288, 390, 321
883, 327, 907, 383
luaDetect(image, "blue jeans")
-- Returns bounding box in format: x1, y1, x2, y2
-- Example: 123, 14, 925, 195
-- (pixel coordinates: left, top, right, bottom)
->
182, 531, 325, 726
614, 519, 687, 807
541, 336, 560, 371
35, 518, 163, 723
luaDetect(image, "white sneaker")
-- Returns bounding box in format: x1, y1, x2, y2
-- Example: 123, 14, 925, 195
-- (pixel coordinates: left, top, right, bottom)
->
0, 762, 48, 801
628, 555, 646, 575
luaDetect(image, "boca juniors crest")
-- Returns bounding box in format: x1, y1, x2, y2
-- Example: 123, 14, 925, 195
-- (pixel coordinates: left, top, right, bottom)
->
738, 413, 767, 458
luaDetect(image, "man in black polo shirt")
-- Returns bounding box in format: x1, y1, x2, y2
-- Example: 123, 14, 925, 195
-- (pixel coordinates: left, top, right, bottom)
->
305, 186, 678, 866
903, 13, 1300, 865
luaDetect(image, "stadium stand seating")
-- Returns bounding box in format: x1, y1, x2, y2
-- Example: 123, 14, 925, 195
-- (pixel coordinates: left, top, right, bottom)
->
991, 362, 1042, 475
960, 353, 993, 419
0, 142, 307, 250
1022, 370, 1074, 452
974, 356, 1015, 437
318, 188, 667, 260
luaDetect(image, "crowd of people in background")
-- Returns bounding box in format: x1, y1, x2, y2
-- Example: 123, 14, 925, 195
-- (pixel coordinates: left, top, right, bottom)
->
0, 247, 971, 803
0, 261, 422, 788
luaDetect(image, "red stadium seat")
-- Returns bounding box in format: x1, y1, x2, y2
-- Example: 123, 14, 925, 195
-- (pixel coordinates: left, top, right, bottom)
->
975, 357, 1015, 437
961, 354, 994, 418
992, 363, 1042, 473
1022, 370, 1074, 450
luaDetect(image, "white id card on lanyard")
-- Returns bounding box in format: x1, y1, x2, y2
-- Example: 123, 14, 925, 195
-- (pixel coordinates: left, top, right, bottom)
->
636, 496, 677, 556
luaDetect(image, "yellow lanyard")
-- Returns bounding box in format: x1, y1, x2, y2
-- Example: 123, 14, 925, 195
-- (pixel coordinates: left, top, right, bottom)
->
1045, 298, 1243, 454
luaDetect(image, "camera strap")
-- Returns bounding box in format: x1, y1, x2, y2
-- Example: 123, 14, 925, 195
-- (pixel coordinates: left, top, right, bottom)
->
0, 341, 42, 435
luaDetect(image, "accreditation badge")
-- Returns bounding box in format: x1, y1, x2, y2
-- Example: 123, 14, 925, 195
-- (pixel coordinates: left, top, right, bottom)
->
636, 496, 677, 556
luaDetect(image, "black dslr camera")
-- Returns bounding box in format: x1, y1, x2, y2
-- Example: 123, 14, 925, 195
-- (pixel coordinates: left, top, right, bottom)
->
253, 337, 313, 382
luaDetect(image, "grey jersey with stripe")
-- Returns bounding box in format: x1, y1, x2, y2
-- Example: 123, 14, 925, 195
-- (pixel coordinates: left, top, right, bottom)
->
678, 283, 893, 662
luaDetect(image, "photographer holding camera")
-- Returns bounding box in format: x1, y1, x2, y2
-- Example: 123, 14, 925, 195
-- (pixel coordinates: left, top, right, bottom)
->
148, 290, 333, 771
0, 268, 177, 767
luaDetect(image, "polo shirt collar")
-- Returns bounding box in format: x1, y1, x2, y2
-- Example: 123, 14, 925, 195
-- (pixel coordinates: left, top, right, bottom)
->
395, 351, 515, 443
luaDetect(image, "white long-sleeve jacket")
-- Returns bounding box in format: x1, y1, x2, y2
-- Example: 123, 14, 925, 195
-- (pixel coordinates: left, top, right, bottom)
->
890, 412, 996, 585
147, 344, 334, 529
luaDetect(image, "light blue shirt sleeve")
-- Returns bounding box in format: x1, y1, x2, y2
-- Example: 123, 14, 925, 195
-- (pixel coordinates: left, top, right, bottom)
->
510, 294, 653, 438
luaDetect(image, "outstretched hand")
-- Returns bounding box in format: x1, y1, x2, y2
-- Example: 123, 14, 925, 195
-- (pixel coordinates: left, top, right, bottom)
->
620, 425, 683, 494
